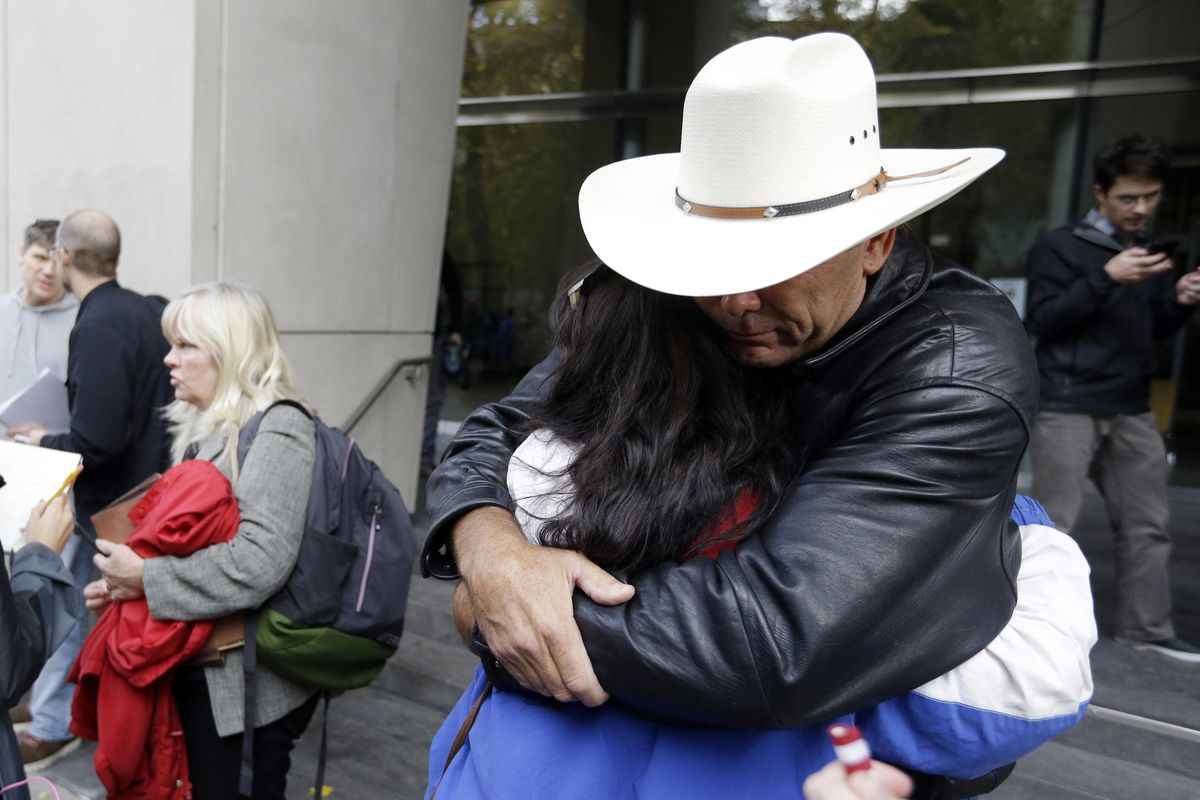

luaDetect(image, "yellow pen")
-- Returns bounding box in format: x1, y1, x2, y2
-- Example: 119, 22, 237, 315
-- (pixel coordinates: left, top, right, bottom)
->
47, 465, 84, 503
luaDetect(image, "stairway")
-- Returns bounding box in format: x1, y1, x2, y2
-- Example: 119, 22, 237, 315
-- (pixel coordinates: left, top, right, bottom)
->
286, 531, 476, 799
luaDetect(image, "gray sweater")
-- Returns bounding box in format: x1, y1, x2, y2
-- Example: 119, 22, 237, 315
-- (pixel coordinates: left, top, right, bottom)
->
142, 404, 316, 736
0, 288, 78, 402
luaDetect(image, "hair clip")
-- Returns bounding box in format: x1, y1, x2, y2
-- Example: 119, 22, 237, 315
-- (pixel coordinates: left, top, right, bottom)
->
567, 263, 605, 308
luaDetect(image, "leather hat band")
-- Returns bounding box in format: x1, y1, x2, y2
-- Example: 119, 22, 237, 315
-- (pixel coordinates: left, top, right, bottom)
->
674, 157, 970, 220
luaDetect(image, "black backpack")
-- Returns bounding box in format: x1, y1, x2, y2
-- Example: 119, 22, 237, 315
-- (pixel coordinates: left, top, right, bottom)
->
235, 400, 416, 796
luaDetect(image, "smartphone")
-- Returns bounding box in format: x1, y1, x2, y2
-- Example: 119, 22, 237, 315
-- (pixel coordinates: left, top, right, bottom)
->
1146, 240, 1178, 258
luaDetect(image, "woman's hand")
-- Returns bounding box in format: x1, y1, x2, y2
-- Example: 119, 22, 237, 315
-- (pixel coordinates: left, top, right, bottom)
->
93, 539, 145, 601
803, 761, 913, 800
83, 579, 114, 613
23, 497, 74, 554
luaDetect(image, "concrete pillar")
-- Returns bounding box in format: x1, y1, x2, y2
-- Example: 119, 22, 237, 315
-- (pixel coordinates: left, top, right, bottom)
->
1, 0, 467, 503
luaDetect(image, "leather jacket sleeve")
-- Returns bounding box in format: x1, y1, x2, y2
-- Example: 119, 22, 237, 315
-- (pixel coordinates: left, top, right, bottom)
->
423, 361, 1025, 728
422, 351, 562, 579
573, 383, 1025, 727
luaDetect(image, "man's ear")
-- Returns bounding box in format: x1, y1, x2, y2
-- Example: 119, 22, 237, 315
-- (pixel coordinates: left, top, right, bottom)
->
862, 227, 897, 276
1093, 183, 1106, 205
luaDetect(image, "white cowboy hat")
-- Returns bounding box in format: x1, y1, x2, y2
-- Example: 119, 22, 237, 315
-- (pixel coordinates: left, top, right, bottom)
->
577, 33, 1004, 297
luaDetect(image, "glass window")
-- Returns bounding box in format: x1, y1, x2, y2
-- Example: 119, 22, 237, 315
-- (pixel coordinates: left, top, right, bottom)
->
462, 0, 623, 98
442, 120, 614, 416
724, 0, 1096, 74
882, 99, 1078, 279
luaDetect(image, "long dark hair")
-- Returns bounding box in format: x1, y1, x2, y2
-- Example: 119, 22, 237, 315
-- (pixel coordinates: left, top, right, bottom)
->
525, 262, 805, 574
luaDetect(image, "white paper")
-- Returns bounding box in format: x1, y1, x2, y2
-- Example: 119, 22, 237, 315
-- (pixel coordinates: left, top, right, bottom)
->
0, 440, 81, 550
0, 367, 70, 434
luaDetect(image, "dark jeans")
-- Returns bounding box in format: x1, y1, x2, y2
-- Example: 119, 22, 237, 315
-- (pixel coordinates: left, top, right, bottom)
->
172, 668, 318, 800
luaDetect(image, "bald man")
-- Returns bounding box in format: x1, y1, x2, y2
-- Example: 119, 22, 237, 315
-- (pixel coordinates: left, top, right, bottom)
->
6, 210, 172, 768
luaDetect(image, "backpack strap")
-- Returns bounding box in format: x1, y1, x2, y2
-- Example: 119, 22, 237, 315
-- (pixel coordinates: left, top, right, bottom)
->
236, 398, 314, 466
313, 692, 331, 797
238, 609, 261, 797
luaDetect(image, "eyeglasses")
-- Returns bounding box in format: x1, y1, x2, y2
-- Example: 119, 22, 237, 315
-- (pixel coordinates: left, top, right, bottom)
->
1109, 189, 1162, 209
48, 244, 67, 260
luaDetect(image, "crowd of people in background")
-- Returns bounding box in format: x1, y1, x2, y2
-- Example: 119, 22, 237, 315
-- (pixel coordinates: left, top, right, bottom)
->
0, 28, 1198, 800
1, 212, 324, 799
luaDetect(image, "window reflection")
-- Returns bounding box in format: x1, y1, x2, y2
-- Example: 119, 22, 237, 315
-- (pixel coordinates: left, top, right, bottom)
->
443, 120, 613, 412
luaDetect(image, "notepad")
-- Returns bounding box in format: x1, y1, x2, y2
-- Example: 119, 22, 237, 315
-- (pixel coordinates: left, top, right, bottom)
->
0, 440, 83, 550
0, 367, 70, 435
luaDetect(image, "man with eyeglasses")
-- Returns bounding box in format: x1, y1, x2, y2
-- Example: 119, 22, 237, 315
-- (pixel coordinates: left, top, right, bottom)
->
1025, 134, 1200, 662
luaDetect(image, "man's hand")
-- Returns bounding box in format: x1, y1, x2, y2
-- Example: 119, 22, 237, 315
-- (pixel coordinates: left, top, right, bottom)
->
1103, 248, 1173, 284
1176, 269, 1200, 305
22, 497, 74, 554
83, 578, 114, 613
452, 506, 635, 706
93, 539, 145, 601
803, 761, 913, 800
5, 423, 49, 446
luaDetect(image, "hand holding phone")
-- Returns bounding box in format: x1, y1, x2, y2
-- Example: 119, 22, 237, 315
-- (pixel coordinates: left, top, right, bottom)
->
1145, 240, 1177, 259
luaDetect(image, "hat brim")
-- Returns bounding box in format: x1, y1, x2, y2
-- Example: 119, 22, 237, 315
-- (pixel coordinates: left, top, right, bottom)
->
578, 148, 1004, 296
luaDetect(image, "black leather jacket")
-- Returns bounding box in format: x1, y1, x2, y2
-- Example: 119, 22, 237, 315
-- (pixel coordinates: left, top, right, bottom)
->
423, 236, 1037, 729
1025, 217, 1193, 416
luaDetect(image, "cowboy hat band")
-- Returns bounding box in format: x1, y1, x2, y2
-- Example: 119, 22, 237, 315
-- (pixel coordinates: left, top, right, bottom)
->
576, 33, 1005, 297
674, 158, 972, 220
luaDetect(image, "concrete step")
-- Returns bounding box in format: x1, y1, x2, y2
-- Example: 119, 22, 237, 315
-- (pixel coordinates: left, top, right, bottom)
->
374, 630, 477, 714
286, 687, 445, 800
29, 740, 103, 800
1052, 704, 1200, 781
1086, 638, 1200, 731
993, 736, 1200, 799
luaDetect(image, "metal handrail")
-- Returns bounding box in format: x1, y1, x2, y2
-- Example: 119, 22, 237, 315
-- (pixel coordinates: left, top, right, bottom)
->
342, 356, 432, 435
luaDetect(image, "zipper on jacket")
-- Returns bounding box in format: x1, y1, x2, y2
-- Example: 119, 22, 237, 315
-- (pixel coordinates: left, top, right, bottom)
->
356, 501, 381, 612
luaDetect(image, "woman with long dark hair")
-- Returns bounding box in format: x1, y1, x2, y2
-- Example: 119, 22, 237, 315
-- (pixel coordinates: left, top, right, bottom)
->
519, 262, 805, 573
425, 262, 1096, 799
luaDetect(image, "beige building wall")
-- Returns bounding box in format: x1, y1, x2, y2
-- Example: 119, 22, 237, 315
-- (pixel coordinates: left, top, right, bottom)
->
1, 0, 467, 503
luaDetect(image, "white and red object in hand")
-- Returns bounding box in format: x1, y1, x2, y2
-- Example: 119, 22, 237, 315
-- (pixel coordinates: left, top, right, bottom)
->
826, 722, 872, 775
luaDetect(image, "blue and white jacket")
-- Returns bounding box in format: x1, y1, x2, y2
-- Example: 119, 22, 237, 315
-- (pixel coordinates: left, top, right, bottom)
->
425, 433, 1095, 798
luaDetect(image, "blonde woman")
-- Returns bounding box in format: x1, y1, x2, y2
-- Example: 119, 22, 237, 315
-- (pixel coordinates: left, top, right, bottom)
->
86, 282, 317, 800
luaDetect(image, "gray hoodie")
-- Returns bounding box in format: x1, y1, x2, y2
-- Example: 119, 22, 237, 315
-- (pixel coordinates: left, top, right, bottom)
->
0, 288, 78, 402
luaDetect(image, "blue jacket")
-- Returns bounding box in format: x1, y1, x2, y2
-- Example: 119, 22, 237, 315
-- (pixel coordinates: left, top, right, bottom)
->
425, 499, 1094, 799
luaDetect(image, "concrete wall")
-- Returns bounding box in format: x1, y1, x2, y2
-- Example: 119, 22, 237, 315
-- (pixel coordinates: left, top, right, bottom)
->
3, 0, 196, 299
1, 0, 468, 503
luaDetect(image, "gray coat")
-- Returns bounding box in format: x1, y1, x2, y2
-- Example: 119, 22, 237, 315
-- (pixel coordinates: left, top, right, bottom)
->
1, 543, 81, 800
142, 404, 316, 736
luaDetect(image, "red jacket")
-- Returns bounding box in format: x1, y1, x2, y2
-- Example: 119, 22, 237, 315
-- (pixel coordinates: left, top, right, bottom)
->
70, 460, 240, 800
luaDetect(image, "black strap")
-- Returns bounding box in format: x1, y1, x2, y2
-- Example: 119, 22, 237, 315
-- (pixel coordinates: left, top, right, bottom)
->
909, 761, 1016, 799
313, 692, 331, 797
238, 609, 260, 797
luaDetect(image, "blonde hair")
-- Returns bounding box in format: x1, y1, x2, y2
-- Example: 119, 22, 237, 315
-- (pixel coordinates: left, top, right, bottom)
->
161, 282, 304, 475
